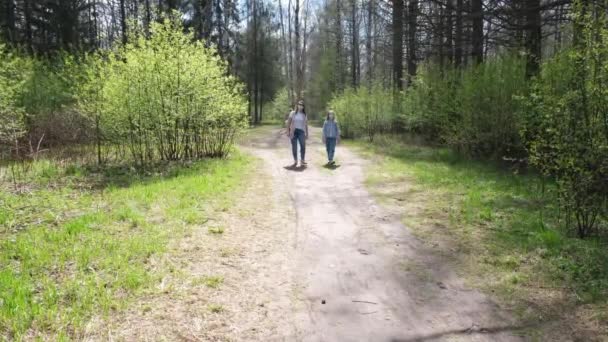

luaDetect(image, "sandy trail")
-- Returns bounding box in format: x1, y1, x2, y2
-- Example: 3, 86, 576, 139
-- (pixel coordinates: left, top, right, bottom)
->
91, 126, 523, 341
248, 127, 522, 342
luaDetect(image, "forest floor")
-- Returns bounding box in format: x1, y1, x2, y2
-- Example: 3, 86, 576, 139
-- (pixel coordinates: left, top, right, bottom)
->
4, 126, 605, 341
86, 125, 526, 341
92, 125, 606, 341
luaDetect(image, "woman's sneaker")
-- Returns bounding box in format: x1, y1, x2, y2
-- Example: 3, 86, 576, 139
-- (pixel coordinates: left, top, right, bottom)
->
301, 160, 307, 165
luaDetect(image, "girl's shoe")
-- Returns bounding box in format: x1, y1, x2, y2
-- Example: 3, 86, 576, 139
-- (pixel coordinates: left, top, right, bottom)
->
330, 160, 336, 165
301, 160, 308, 165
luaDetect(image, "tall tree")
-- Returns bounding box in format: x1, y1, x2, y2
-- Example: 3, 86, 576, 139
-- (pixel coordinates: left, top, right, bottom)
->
350, 0, 360, 87
392, 0, 404, 90
406, 0, 418, 84
524, 0, 542, 77
471, 0, 484, 64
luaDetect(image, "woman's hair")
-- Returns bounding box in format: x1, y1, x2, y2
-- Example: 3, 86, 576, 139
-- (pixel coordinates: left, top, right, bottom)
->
295, 100, 306, 115
326, 110, 336, 121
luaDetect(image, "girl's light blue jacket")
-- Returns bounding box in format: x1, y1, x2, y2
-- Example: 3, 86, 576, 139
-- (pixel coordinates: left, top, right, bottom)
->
322, 120, 340, 139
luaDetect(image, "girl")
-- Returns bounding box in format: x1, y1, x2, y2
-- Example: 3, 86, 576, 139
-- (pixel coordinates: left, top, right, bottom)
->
286, 100, 309, 166
322, 110, 340, 165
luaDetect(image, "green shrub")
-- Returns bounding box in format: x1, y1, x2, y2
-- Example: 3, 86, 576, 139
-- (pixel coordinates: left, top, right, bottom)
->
448, 56, 528, 159
401, 64, 456, 142
265, 87, 291, 123
0, 45, 30, 159
329, 84, 394, 141
401, 56, 528, 159
89, 17, 248, 165
520, 4, 608, 238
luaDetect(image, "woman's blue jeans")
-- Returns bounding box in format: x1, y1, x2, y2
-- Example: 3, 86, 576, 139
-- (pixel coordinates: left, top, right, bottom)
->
291, 128, 306, 161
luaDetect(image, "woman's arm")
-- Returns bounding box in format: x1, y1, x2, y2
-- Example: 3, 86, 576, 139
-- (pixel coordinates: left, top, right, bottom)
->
286, 111, 294, 137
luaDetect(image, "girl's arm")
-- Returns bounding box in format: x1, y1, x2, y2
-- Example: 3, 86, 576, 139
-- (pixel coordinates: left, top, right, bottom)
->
322, 121, 327, 143
305, 116, 309, 138
336, 122, 341, 143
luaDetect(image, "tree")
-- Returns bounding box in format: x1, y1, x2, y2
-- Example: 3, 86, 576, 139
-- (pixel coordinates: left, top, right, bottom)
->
392, 0, 404, 90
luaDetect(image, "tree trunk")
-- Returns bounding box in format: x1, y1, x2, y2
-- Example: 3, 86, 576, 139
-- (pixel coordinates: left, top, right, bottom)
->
3, 0, 16, 44
407, 0, 418, 85
145, 0, 152, 36
24, 0, 33, 52
279, 0, 293, 102
524, 0, 542, 77
253, 0, 259, 123
215, 0, 224, 56
366, 0, 374, 86
392, 0, 404, 91
351, 0, 359, 87
471, 0, 483, 64
336, 0, 345, 91
446, 0, 454, 65
288, 0, 295, 102
455, 0, 463, 67
294, 0, 302, 99
120, 0, 127, 45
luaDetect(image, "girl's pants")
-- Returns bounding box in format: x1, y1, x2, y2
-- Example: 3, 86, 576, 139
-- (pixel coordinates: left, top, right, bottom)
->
325, 137, 336, 161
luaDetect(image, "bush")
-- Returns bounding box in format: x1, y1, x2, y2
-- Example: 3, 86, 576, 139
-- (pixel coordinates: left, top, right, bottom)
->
328, 84, 394, 141
520, 4, 608, 238
88, 18, 247, 165
0, 45, 31, 159
265, 87, 292, 123
19, 55, 91, 146
401, 56, 528, 159
401, 65, 456, 142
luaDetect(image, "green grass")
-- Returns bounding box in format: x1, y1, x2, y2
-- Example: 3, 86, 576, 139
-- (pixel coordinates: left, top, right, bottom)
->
193, 276, 224, 289
0, 152, 251, 340
349, 136, 607, 327
207, 304, 224, 313
207, 226, 225, 235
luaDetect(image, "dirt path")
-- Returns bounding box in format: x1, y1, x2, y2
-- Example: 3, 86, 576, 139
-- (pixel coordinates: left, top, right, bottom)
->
90, 126, 524, 341
248, 127, 523, 342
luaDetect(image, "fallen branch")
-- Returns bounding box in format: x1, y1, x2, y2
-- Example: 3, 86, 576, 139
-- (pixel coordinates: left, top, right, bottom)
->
352, 300, 378, 305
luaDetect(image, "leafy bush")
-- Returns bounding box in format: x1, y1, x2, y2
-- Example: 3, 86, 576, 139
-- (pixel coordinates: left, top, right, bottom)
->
265, 87, 292, 123
21, 56, 92, 146
401, 56, 528, 159
401, 64, 456, 142
520, 3, 608, 238
448, 56, 528, 159
328, 84, 394, 141
0, 45, 31, 159
85, 18, 247, 165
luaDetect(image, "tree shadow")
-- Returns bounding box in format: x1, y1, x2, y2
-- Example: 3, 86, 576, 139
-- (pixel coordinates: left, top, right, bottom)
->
389, 322, 540, 342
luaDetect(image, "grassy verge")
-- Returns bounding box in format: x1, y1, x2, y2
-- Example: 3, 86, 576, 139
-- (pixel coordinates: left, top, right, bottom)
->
0, 153, 251, 340
348, 136, 607, 339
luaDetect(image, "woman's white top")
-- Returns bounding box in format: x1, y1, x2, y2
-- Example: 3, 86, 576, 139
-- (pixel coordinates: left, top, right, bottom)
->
292, 112, 306, 130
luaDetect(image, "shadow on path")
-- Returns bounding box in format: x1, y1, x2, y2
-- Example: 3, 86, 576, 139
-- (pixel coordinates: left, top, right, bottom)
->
284, 164, 308, 172
389, 322, 538, 342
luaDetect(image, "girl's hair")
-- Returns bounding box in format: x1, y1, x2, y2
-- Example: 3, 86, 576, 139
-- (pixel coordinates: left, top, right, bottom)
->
326, 110, 336, 121
295, 100, 306, 115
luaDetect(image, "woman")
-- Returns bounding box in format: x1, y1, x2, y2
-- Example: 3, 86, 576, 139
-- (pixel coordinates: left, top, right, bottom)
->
286, 100, 309, 167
